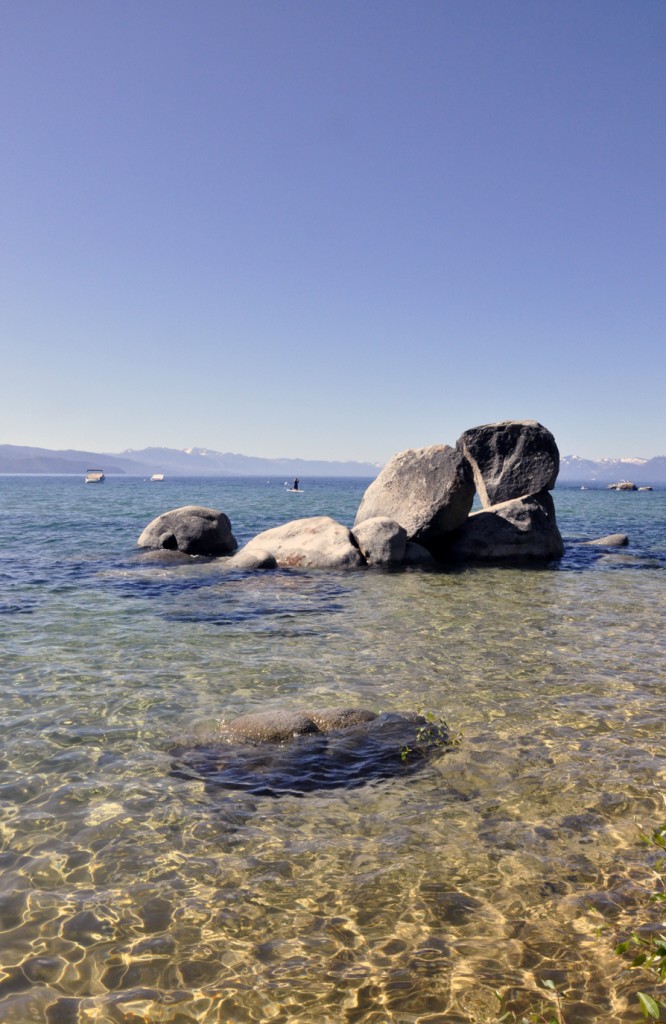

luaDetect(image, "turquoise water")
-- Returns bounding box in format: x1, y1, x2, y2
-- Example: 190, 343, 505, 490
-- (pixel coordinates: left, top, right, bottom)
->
1, 476, 665, 1023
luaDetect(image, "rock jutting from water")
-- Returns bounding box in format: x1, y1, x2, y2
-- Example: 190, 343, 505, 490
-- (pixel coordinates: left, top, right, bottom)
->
456, 419, 560, 508
171, 706, 451, 796
224, 547, 278, 569
353, 444, 475, 549
443, 490, 564, 562
352, 420, 563, 563
351, 516, 407, 566
137, 505, 237, 556
137, 419, 566, 566
241, 515, 365, 569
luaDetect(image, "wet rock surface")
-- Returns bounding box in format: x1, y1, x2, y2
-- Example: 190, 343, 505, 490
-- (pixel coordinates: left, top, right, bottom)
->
403, 541, 437, 566
224, 546, 278, 569
225, 709, 322, 743
584, 533, 629, 547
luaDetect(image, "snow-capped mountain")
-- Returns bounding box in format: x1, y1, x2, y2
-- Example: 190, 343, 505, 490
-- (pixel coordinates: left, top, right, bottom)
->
559, 455, 666, 483
0, 444, 381, 477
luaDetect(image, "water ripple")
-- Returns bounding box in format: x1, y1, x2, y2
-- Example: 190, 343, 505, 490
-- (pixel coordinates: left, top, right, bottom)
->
0, 477, 665, 1023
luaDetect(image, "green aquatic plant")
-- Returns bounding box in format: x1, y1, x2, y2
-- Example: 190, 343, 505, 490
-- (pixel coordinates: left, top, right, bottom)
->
474, 818, 666, 1024
399, 709, 462, 762
491, 979, 565, 1024
615, 820, 666, 1021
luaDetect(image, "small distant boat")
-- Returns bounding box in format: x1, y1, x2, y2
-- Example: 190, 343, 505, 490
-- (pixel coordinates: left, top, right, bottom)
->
580, 485, 588, 490
85, 469, 105, 483
607, 480, 637, 491
638, 486, 653, 491
150, 473, 165, 482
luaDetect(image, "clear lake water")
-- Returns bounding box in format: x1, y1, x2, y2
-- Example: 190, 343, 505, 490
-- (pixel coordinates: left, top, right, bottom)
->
0, 475, 665, 1023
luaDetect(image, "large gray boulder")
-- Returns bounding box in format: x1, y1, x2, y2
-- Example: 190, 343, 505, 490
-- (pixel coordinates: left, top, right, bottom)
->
137, 505, 237, 556
354, 445, 474, 552
243, 516, 365, 569
445, 490, 564, 562
456, 420, 559, 507
351, 516, 407, 565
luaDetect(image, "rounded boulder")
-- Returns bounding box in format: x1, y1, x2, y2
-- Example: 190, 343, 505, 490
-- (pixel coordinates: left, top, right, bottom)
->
445, 490, 564, 562
137, 505, 237, 557
243, 516, 365, 569
354, 445, 474, 551
456, 420, 559, 507
351, 517, 407, 565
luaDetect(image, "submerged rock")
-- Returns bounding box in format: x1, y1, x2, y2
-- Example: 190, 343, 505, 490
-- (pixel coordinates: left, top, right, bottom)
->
136, 548, 196, 565
402, 541, 437, 566
138, 506, 237, 557
309, 707, 378, 731
171, 707, 452, 796
584, 534, 629, 547
596, 552, 660, 568
225, 710, 321, 743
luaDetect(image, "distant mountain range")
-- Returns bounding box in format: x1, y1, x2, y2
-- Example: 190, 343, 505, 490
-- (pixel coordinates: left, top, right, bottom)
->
0, 444, 381, 478
1, 444, 665, 484
559, 454, 666, 484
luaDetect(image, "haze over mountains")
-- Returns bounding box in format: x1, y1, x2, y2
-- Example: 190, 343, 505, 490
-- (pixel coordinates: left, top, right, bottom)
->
1, 445, 665, 483
0, 445, 381, 478
558, 454, 666, 484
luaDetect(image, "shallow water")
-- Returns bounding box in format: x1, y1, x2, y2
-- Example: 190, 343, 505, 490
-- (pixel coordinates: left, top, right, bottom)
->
1, 476, 665, 1023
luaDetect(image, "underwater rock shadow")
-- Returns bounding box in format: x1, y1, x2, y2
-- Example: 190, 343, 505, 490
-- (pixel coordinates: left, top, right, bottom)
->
170, 711, 453, 798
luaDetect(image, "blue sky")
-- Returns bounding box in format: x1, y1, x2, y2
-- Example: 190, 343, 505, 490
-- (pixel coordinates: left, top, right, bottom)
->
2, 0, 664, 462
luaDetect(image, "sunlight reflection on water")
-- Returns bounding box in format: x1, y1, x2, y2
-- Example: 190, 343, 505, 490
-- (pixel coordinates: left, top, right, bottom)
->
0, 478, 664, 1022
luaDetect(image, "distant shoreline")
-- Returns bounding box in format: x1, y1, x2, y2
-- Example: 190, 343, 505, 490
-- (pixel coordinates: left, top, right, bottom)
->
0, 472, 379, 480
1, 443, 665, 484
0, 471, 663, 490
0, 444, 381, 479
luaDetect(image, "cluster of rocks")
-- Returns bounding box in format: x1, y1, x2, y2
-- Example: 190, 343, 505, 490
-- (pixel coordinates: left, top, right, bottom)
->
138, 419, 565, 567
